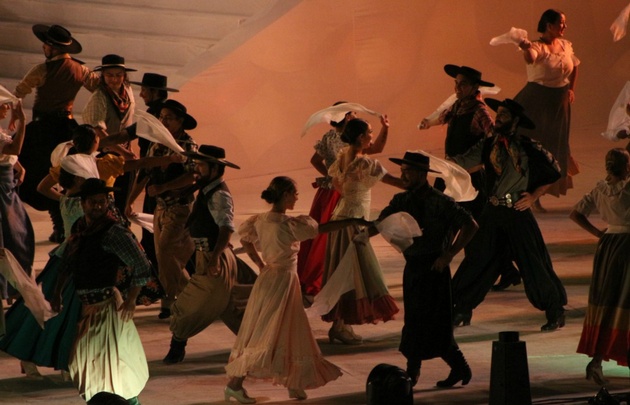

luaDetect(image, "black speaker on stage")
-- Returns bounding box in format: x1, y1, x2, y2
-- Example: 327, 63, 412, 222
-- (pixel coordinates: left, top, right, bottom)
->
366, 363, 413, 405
489, 331, 532, 405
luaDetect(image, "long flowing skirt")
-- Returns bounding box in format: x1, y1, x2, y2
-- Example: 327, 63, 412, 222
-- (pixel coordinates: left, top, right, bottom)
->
0, 165, 35, 298
577, 233, 630, 366
0, 254, 81, 371
225, 265, 341, 390
514, 82, 579, 197
320, 222, 399, 325
70, 293, 148, 401
297, 187, 341, 296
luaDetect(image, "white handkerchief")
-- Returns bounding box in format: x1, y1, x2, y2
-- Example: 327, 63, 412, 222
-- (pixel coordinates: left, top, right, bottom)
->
128, 213, 154, 233
489, 27, 528, 46
135, 110, 184, 153
375, 212, 422, 253
602, 81, 630, 141
301, 102, 381, 136
611, 2, 630, 42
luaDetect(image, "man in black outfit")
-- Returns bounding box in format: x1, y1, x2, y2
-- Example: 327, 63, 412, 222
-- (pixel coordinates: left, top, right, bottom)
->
450, 98, 568, 331
372, 151, 478, 388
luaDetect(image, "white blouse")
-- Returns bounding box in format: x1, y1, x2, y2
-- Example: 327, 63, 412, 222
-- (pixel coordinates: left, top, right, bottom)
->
525, 38, 580, 88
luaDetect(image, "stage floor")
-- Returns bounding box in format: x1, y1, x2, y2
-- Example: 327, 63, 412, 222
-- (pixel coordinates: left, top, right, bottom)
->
1, 126, 629, 404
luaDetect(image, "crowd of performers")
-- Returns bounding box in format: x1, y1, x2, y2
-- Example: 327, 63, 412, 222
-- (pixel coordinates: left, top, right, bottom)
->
0, 7, 628, 404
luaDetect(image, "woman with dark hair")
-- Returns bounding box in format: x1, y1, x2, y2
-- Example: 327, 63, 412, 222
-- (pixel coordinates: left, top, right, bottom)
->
318, 118, 403, 345
570, 148, 630, 386
298, 105, 390, 306
515, 9, 580, 211
225, 176, 367, 403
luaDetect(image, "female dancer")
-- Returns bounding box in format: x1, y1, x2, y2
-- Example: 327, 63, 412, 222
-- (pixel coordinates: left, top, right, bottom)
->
225, 176, 368, 403
83, 54, 137, 216
320, 118, 403, 344
515, 9, 580, 211
570, 148, 630, 385
298, 106, 390, 304
0, 98, 33, 295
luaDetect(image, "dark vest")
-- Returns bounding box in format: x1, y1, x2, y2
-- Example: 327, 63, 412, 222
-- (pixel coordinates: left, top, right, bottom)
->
71, 221, 124, 290
445, 101, 484, 157
187, 180, 230, 248
480, 134, 561, 195
34, 58, 86, 113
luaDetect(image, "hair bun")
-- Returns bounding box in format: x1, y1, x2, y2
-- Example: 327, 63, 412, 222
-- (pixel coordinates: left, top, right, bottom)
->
261, 188, 278, 203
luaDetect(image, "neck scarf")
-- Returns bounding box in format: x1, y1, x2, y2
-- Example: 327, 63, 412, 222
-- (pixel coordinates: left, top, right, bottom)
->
489, 134, 521, 176
102, 83, 130, 116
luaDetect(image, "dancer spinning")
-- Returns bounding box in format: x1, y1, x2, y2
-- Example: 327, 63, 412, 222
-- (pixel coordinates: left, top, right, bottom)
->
298, 104, 390, 305
571, 148, 630, 385
317, 118, 403, 345
225, 176, 367, 403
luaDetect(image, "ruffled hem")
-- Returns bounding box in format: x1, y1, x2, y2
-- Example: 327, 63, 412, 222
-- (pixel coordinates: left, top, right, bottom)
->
225, 347, 342, 390
322, 294, 399, 325
577, 324, 630, 366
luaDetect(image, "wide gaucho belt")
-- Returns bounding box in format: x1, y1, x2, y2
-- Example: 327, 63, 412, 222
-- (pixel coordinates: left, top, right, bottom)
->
488, 192, 521, 208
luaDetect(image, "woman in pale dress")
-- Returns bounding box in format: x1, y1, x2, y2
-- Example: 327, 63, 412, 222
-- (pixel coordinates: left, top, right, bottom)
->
515, 9, 580, 211
320, 118, 403, 345
570, 148, 630, 386
224, 176, 369, 404
299, 105, 390, 305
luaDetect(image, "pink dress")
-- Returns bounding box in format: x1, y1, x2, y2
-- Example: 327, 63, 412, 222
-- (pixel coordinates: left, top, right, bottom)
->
225, 212, 341, 390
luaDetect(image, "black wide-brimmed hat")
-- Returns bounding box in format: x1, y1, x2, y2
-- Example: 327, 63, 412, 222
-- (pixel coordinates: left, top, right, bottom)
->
444, 64, 495, 87
32, 24, 82, 54
184, 145, 240, 169
160, 99, 197, 130
130, 73, 179, 92
94, 54, 137, 72
389, 151, 441, 173
71, 178, 119, 198
485, 98, 536, 130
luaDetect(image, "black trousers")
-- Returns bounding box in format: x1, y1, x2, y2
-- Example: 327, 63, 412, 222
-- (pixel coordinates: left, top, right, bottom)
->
451, 204, 567, 313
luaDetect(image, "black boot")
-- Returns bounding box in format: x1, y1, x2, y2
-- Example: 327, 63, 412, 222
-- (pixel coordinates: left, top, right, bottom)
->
437, 347, 472, 387
406, 359, 421, 387
541, 307, 566, 332
48, 204, 65, 244
452, 309, 472, 327
163, 337, 187, 364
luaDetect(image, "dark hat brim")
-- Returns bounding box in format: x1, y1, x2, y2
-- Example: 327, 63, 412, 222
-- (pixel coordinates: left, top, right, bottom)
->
69, 185, 120, 198
160, 102, 197, 130
389, 157, 441, 173
32, 24, 82, 54
443, 64, 495, 88
485, 98, 536, 130
184, 151, 240, 169
94, 65, 137, 72
129, 80, 179, 92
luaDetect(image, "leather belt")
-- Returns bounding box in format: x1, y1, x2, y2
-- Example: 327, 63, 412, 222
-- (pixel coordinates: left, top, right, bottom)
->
488, 192, 521, 208
32, 110, 73, 121
156, 196, 192, 207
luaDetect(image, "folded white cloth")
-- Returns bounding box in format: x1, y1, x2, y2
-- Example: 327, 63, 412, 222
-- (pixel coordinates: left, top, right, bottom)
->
0, 85, 19, 106
301, 102, 381, 136
602, 81, 630, 141
0, 248, 56, 329
489, 27, 528, 46
611, 2, 630, 42
128, 213, 154, 234
135, 110, 184, 153
420, 86, 501, 124
375, 212, 422, 253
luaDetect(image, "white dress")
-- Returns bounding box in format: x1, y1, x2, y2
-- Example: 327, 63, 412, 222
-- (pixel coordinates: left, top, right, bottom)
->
316, 153, 399, 324
226, 212, 342, 390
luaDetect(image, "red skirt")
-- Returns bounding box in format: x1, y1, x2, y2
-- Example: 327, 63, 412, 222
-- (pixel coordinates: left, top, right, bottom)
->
297, 188, 341, 296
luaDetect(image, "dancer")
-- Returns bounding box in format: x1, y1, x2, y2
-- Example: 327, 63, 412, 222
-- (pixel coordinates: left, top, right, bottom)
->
571, 148, 630, 385
372, 151, 478, 387
299, 104, 390, 304
163, 145, 255, 364
515, 9, 580, 210
225, 176, 367, 403
419, 64, 520, 291
126, 99, 198, 319
14, 24, 100, 242
319, 118, 402, 344
0, 97, 33, 297
83, 54, 137, 218
449, 98, 567, 331
52, 178, 151, 404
